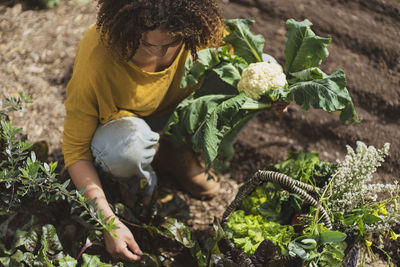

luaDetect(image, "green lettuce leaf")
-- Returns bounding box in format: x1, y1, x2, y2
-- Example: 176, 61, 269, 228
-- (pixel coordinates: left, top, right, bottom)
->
225, 210, 295, 255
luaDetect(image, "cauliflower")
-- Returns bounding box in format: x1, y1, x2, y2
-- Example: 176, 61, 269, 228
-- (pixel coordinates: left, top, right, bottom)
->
237, 62, 287, 100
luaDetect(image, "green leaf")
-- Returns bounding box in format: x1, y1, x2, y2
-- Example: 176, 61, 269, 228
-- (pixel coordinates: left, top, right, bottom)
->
163, 94, 231, 146
60, 179, 70, 189
279, 70, 357, 123
50, 162, 58, 173
180, 48, 220, 88
57, 255, 78, 267
132, 253, 161, 267
339, 100, 360, 124
81, 254, 112, 267
288, 242, 308, 260
160, 217, 195, 248
343, 214, 362, 226
12, 229, 38, 253
318, 241, 347, 267
224, 19, 264, 63
192, 92, 255, 168
358, 218, 364, 236
0, 213, 17, 238
297, 238, 317, 250
286, 70, 349, 111
363, 214, 382, 224
319, 231, 347, 244
3, 250, 24, 266
212, 62, 242, 88
40, 224, 63, 255
288, 67, 327, 83
284, 19, 331, 73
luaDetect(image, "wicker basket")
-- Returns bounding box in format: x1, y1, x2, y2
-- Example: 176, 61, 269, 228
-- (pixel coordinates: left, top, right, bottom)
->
216, 170, 359, 267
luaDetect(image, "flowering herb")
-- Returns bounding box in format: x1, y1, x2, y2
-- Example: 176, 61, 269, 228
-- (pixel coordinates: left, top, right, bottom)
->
324, 141, 400, 263
163, 18, 359, 171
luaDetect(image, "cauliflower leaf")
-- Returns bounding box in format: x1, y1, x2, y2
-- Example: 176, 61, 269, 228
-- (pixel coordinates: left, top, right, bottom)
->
224, 19, 264, 64
284, 19, 331, 73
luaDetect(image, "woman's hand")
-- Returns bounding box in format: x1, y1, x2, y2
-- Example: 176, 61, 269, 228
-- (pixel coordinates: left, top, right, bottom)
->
104, 219, 143, 262
67, 161, 143, 261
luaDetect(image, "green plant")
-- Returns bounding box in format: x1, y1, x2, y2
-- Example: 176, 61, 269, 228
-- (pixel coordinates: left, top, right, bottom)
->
163, 18, 359, 173
0, 93, 117, 265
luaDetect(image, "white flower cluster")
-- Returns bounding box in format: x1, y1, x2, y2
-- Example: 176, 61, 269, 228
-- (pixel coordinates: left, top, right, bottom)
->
327, 141, 391, 212
361, 183, 398, 203
237, 62, 287, 100
364, 215, 400, 235
326, 141, 400, 236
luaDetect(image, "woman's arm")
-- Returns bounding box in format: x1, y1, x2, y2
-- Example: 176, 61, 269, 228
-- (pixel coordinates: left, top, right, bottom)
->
67, 160, 143, 261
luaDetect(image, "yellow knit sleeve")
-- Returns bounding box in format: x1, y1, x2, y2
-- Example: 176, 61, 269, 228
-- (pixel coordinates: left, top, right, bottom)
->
62, 74, 99, 168
62, 26, 100, 168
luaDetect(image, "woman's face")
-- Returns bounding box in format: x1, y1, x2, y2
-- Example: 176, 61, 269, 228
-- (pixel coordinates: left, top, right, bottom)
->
138, 29, 182, 58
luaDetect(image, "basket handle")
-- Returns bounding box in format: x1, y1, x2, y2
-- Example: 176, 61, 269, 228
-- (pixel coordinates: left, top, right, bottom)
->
221, 170, 332, 229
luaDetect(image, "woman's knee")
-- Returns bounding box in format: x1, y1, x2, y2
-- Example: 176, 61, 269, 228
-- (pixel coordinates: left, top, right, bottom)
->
90, 116, 160, 178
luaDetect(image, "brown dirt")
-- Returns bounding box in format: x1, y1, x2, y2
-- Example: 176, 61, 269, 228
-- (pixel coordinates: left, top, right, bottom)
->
1, 0, 399, 265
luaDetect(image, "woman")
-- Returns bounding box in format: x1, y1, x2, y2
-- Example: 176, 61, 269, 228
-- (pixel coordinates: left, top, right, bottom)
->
63, 0, 224, 262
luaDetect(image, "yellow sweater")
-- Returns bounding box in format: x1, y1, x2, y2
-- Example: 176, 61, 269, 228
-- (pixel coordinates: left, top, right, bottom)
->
62, 25, 198, 168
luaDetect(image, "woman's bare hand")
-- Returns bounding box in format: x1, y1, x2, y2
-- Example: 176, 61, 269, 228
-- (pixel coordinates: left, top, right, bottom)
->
104, 219, 143, 262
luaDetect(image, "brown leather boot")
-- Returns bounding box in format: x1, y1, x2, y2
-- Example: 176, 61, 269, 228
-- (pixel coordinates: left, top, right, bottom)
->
152, 138, 220, 199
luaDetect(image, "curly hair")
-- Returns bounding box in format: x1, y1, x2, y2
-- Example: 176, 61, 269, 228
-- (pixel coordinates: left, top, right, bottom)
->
96, 0, 224, 61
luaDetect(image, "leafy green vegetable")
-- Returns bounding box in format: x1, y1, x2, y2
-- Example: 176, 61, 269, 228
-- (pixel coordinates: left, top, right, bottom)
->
225, 210, 295, 255
239, 182, 302, 224
273, 151, 337, 187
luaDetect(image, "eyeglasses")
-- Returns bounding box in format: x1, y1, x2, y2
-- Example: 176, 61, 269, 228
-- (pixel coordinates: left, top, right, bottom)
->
141, 36, 183, 49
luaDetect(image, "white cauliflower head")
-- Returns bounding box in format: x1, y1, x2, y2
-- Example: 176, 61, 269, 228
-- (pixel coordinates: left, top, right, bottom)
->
237, 62, 287, 100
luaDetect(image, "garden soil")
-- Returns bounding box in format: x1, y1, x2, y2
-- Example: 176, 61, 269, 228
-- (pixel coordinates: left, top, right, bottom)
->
0, 0, 399, 265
